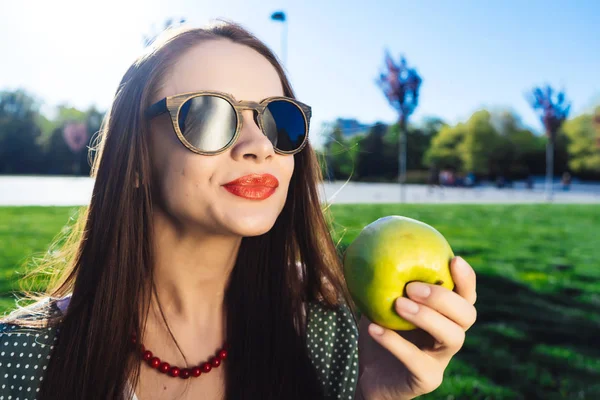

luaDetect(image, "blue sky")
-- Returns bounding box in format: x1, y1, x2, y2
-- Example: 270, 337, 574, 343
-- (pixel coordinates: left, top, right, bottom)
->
1, 0, 598, 148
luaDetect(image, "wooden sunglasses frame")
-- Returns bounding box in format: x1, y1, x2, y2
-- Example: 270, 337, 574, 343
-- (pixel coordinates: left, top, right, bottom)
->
145, 90, 311, 155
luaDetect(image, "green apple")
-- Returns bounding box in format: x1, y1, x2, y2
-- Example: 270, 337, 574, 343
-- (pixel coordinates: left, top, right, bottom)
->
343, 215, 455, 331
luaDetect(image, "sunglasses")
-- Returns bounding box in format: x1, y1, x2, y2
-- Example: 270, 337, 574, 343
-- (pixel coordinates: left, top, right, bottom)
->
145, 91, 311, 155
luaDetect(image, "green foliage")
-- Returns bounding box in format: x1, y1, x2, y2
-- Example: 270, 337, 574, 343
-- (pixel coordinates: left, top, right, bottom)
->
0, 89, 105, 176
323, 127, 360, 180
562, 112, 600, 177
385, 118, 439, 171
423, 109, 575, 179
0, 90, 44, 174
356, 122, 388, 180
324, 118, 442, 182
424, 123, 464, 170
458, 110, 499, 174
499, 114, 545, 177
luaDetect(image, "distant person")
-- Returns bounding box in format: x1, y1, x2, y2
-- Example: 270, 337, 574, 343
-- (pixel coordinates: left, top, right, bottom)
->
0, 22, 477, 400
464, 172, 476, 188
562, 172, 572, 191
427, 164, 439, 191
526, 175, 534, 190
496, 175, 505, 189
450, 171, 457, 186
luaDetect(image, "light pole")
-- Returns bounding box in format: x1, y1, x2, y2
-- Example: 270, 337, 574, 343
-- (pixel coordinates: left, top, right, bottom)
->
270, 11, 287, 67
528, 86, 570, 201
377, 52, 422, 203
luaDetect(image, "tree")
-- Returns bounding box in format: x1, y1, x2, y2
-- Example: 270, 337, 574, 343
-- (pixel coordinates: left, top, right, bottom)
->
492, 111, 543, 178
37, 105, 104, 175
376, 52, 422, 201
527, 85, 571, 199
424, 124, 464, 171
356, 123, 387, 180
424, 109, 551, 180
384, 118, 440, 172
458, 110, 500, 175
0, 90, 44, 174
324, 127, 359, 180
562, 110, 600, 178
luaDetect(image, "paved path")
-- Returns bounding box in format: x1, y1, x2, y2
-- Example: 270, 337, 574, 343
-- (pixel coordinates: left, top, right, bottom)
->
1, 176, 599, 206
320, 181, 600, 204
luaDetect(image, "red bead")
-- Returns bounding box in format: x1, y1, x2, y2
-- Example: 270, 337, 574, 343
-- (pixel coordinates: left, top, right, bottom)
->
142, 350, 153, 361
159, 362, 170, 373
217, 349, 228, 360
169, 366, 180, 377
210, 357, 221, 368
191, 367, 202, 377
180, 369, 191, 379
149, 357, 161, 369
201, 362, 212, 373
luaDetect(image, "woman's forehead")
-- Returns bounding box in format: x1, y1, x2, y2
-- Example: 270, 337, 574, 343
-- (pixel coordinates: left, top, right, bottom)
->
159, 40, 284, 103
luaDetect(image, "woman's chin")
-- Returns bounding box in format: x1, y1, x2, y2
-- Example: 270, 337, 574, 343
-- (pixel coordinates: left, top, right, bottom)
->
225, 216, 278, 238
237, 224, 276, 238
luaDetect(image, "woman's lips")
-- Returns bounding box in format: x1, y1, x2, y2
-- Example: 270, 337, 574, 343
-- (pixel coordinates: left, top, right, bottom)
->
222, 174, 279, 200
223, 185, 277, 200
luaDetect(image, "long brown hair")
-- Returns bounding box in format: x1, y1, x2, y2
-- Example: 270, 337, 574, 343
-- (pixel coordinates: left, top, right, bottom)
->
3, 21, 353, 399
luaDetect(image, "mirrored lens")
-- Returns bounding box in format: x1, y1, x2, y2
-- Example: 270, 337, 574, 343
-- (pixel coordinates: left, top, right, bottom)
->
178, 95, 237, 152
263, 100, 307, 152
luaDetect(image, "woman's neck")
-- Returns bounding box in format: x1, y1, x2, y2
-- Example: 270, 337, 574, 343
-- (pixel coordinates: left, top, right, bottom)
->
147, 210, 242, 331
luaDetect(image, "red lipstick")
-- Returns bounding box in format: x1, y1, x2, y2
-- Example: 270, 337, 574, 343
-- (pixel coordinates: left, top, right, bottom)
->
222, 174, 279, 200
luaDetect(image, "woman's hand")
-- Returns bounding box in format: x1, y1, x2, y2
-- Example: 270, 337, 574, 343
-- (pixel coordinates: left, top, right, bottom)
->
356, 256, 477, 400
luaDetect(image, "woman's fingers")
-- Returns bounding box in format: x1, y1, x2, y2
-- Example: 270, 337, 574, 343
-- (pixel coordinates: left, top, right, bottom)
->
394, 298, 466, 358
405, 281, 477, 331
450, 256, 477, 305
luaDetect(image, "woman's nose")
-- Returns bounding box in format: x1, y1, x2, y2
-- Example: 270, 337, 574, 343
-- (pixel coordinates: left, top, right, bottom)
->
229, 110, 275, 162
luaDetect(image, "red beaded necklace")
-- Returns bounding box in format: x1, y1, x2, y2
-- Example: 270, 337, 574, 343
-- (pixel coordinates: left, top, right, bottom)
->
131, 333, 228, 379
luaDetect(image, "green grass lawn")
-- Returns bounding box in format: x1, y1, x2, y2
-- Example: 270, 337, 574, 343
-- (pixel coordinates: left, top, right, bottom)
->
1, 204, 599, 399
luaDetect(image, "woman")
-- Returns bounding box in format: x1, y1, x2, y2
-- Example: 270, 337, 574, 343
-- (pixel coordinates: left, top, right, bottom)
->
0, 21, 477, 399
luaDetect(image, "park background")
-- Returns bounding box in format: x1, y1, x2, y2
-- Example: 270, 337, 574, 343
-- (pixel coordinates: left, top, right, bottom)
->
1, 1, 599, 399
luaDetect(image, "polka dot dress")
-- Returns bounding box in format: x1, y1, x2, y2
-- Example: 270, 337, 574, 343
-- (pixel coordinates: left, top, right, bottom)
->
0, 322, 58, 399
0, 300, 360, 399
306, 302, 360, 400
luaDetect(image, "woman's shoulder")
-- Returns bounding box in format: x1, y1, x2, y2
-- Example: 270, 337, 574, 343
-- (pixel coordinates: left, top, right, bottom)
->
0, 297, 63, 361
306, 301, 358, 335
0, 322, 58, 363
0, 299, 62, 398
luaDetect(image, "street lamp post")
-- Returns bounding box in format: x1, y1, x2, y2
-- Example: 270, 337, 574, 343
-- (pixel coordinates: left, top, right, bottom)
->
377, 52, 422, 203
528, 86, 570, 201
271, 11, 287, 67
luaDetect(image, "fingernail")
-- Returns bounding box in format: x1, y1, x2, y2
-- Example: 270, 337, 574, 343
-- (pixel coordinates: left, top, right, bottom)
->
369, 323, 385, 336
407, 282, 431, 298
396, 297, 419, 314
456, 256, 472, 274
